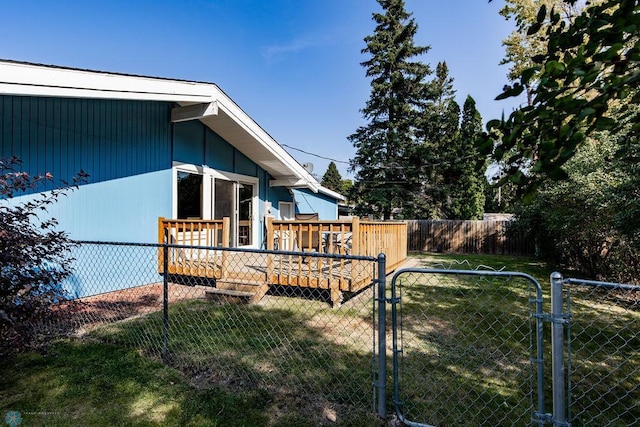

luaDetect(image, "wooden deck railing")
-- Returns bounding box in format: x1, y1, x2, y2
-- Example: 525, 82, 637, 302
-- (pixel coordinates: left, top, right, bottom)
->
265, 216, 407, 275
356, 220, 408, 271
158, 217, 230, 278
158, 216, 407, 306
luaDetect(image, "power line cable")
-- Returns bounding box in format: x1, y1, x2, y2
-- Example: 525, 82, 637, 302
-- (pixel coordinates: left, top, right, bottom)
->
281, 144, 350, 165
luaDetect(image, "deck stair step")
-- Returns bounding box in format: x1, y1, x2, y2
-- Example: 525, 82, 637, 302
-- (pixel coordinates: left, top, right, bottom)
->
205, 287, 255, 304
215, 279, 262, 293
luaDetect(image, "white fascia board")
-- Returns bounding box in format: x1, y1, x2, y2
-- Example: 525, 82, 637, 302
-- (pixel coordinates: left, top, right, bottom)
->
0, 61, 215, 103
318, 186, 346, 201
0, 83, 211, 103
214, 93, 321, 193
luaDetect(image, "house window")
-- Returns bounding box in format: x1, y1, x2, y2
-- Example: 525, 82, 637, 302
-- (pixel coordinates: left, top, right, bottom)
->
279, 202, 294, 220
177, 171, 202, 219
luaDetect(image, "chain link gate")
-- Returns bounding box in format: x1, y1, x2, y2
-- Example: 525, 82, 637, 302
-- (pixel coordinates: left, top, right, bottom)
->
388, 268, 546, 426
550, 274, 640, 426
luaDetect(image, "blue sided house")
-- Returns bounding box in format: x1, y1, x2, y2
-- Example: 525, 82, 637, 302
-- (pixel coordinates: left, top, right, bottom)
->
0, 59, 344, 297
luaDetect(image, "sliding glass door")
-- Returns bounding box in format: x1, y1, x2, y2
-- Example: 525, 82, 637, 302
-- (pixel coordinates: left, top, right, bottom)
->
213, 179, 254, 247
174, 165, 257, 247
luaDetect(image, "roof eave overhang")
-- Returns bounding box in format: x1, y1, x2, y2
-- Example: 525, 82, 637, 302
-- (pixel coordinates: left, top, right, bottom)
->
0, 60, 321, 192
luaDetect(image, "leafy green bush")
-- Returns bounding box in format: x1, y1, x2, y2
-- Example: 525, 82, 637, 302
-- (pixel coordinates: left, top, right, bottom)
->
510, 138, 640, 283
0, 156, 87, 353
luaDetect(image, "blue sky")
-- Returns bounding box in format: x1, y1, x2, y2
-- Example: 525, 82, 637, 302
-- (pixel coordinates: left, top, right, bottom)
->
1, 0, 523, 180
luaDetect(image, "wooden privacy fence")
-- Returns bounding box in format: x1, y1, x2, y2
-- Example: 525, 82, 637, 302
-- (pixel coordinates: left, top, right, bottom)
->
407, 219, 533, 255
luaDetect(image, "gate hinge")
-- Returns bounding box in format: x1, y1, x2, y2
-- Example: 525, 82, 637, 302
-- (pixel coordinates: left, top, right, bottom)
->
534, 312, 570, 324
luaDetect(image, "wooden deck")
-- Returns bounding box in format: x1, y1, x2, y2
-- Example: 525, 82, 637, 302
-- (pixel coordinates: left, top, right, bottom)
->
158, 217, 406, 306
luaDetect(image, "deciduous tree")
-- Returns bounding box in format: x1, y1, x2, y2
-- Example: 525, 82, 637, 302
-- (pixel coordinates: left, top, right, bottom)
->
482, 0, 639, 195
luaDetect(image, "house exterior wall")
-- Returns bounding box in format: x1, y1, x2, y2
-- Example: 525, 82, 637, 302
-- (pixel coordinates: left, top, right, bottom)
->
1, 95, 173, 190
0, 95, 307, 243
1, 93, 340, 296
1, 95, 174, 242
291, 188, 338, 220
172, 120, 294, 246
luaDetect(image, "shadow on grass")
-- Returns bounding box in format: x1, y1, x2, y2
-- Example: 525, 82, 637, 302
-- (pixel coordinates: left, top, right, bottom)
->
0, 340, 274, 426
392, 271, 540, 426
81, 299, 381, 426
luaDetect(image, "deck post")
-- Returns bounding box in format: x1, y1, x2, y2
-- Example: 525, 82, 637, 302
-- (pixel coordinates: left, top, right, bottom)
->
351, 216, 360, 254
266, 216, 274, 282
376, 253, 387, 419
158, 217, 166, 274
351, 217, 361, 280
221, 217, 230, 279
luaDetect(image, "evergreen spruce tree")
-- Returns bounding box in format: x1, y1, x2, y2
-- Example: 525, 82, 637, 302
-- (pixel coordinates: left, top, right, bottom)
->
450, 95, 486, 219
407, 61, 459, 219
321, 161, 343, 193
348, 0, 431, 219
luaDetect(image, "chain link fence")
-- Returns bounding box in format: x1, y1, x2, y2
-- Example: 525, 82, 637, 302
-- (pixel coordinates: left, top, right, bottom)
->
47, 241, 380, 425
559, 277, 640, 426
38, 243, 640, 425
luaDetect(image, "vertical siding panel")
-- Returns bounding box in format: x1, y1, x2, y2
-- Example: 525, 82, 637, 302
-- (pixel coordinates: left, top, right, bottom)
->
81, 98, 89, 180
123, 100, 131, 176
34, 98, 43, 178
45, 97, 55, 184
139, 101, 146, 171
53, 98, 62, 183
136, 103, 148, 169
1, 97, 9, 156
73, 99, 82, 179
115, 101, 123, 176
99, 100, 107, 183
22, 97, 33, 170
2, 95, 172, 192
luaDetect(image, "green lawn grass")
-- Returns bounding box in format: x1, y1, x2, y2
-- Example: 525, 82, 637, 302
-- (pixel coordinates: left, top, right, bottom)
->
0, 339, 276, 426
1, 253, 637, 426
408, 252, 554, 284
1, 286, 380, 426
391, 254, 546, 425
399, 253, 639, 426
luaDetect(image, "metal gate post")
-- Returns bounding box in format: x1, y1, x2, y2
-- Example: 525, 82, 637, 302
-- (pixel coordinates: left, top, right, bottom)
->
162, 230, 169, 363
550, 272, 567, 425
377, 253, 387, 419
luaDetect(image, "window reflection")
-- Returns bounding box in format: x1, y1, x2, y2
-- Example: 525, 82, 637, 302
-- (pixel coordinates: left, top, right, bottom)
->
177, 171, 202, 219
